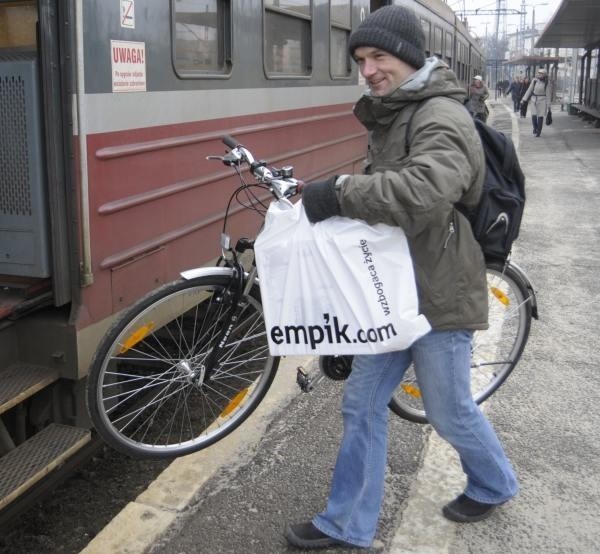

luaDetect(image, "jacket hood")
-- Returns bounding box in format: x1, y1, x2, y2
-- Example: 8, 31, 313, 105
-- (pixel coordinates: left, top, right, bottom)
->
354, 57, 467, 128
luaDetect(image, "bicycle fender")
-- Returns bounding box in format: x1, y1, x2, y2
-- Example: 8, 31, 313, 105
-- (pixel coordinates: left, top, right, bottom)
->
507, 261, 539, 320
181, 267, 234, 280
180, 267, 257, 285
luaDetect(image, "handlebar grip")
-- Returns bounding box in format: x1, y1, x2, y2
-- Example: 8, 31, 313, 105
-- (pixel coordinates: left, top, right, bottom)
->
222, 135, 239, 149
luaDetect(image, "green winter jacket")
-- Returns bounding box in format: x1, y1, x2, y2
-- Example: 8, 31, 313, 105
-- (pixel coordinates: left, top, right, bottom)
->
338, 58, 488, 330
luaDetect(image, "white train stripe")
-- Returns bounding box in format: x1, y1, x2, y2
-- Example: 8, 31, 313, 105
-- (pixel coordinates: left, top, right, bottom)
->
80, 85, 366, 135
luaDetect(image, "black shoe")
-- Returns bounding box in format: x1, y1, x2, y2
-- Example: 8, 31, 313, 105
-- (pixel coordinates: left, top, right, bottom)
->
442, 494, 499, 523
285, 522, 354, 550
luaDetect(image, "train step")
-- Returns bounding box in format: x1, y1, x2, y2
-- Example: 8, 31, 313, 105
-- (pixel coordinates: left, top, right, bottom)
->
0, 423, 91, 510
0, 278, 52, 322
0, 363, 60, 415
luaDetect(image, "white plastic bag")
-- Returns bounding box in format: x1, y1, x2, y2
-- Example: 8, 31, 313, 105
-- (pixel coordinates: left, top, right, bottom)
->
254, 199, 431, 356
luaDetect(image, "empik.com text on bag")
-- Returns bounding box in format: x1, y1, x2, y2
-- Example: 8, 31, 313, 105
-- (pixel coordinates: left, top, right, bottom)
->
269, 313, 398, 350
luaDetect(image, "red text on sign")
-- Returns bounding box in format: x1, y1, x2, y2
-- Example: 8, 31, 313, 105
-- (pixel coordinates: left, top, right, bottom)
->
112, 47, 144, 64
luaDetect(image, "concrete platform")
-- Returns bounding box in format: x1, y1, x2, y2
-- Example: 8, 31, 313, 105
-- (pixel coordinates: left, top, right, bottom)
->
83, 98, 600, 554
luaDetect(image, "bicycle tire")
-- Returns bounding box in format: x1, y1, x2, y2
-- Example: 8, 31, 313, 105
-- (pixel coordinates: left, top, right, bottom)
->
86, 274, 278, 458
389, 261, 533, 424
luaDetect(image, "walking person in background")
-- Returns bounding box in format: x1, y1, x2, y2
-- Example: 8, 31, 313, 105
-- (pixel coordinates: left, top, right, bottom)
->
466, 75, 489, 122
521, 68, 552, 136
505, 76, 522, 113
519, 76, 530, 118
284, 5, 519, 550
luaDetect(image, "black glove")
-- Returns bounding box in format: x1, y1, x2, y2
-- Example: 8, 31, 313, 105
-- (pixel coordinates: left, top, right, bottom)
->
301, 176, 341, 223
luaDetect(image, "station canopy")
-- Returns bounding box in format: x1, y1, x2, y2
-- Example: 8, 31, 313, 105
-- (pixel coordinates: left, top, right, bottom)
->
535, 0, 600, 50
503, 55, 561, 67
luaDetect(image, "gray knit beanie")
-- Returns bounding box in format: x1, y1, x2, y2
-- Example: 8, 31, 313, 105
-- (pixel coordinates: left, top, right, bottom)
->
349, 6, 426, 70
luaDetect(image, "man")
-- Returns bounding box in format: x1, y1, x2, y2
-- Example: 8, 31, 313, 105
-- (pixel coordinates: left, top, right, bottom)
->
285, 5, 519, 550
506, 76, 523, 112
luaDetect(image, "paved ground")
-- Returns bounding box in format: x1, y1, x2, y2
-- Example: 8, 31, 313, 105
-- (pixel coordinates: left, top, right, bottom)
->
83, 100, 600, 554
447, 102, 600, 554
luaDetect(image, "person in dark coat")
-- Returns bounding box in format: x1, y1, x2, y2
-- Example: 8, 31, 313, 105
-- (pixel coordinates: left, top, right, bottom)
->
505, 76, 523, 112
519, 77, 530, 118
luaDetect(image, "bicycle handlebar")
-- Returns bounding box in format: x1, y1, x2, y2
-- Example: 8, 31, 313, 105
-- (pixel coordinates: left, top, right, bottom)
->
222, 135, 239, 149
214, 135, 299, 200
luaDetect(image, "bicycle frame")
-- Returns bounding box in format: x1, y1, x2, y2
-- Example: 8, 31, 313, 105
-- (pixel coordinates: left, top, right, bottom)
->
177, 136, 301, 379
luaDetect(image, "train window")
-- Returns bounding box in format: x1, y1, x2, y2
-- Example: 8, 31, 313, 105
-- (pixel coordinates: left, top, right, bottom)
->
459, 41, 466, 81
264, 0, 312, 77
265, 0, 310, 17
0, 1, 37, 48
420, 18, 430, 57
172, 0, 232, 77
433, 26, 442, 57
330, 0, 351, 78
445, 31, 452, 66
466, 46, 470, 80
473, 54, 480, 78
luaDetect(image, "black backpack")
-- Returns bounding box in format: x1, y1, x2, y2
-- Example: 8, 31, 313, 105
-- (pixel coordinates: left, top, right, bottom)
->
405, 100, 525, 262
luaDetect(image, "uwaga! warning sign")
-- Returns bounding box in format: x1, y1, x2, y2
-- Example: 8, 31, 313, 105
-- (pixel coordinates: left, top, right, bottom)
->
111, 40, 146, 92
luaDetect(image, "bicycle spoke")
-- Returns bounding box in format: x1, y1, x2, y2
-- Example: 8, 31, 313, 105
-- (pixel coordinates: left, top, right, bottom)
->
111, 378, 191, 430
103, 367, 182, 413
389, 263, 532, 423
89, 277, 279, 457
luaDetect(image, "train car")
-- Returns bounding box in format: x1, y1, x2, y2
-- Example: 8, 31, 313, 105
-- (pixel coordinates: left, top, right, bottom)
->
392, 0, 485, 81
0, 0, 483, 518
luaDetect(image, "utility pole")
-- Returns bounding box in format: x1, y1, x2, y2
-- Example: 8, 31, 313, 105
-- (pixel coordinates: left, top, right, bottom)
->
456, 5, 524, 97
493, 0, 508, 96
529, 3, 549, 55
519, 0, 526, 54
531, 6, 536, 54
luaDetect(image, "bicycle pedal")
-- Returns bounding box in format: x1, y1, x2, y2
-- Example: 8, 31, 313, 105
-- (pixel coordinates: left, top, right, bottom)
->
296, 366, 313, 393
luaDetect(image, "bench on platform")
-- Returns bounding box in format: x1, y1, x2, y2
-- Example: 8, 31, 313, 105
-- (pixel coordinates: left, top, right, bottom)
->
569, 104, 600, 126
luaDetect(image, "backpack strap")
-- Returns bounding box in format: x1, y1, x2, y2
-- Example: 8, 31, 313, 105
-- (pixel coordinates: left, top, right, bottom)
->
404, 96, 470, 155
531, 78, 548, 94
404, 98, 515, 183
404, 99, 431, 156
403, 97, 476, 213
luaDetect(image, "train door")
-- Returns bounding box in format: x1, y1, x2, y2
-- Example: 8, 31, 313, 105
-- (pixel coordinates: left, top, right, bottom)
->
0, 0, 72, 304
0, 0, 88, 521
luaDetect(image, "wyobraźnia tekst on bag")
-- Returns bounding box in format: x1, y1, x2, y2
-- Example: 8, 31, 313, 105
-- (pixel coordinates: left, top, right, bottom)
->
254, 200, 431, 356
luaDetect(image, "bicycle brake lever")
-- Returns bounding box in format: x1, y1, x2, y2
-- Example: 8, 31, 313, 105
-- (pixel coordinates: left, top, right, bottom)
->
206, 154, 241, 166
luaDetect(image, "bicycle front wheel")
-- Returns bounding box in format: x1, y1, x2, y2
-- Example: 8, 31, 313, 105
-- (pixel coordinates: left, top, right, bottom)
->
389, 261, 532, 424
86, 274, 278, 458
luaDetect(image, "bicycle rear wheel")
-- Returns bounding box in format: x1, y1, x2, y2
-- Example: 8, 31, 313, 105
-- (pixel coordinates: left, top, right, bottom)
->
86, 274, 278, 458
389, 261, 532, 424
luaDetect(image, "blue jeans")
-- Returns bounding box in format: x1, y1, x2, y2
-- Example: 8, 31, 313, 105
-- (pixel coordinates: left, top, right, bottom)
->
312, 329, 519, 547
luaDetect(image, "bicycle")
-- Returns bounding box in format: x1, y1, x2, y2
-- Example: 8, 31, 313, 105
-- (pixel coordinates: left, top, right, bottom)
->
317, 257, 538, 424
86, 136, 538, 458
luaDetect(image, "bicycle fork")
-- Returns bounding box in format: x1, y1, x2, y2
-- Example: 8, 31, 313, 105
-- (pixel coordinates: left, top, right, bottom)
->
200, 262, 256, 383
